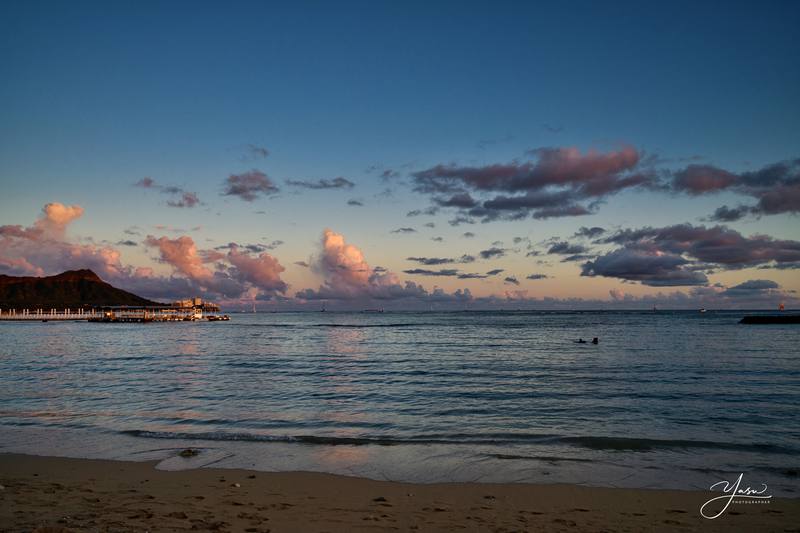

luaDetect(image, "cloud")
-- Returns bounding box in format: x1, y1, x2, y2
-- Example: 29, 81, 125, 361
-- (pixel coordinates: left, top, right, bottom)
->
223, 170, 279, 201
547, 241, 589, 255
245, 144, 270, 159
403, 268, 460, 277
670, 158, 800, 218
116, 240, 138, 247
526, 273, 548, 280
462, 232, 476, 238
286, 177, 355, 189
573, 226, 606, 239
707, 204, 752, 222
672, 165, 738, 194
144, 235, 215, 281
598, 223, 800, 269
722, 279, 779, 296
457, 272, 488, 279
166, 191, 200, 208
406, 207, 439, 217
226, 245, 288, 295
406, 255, 475, 266
412, 145, 652, 221
504, 276, 520, 285
0, 203, 208, 300
581, 223, 800, 287
133, 178, 200, 208
486, 269, 504, 276
347, 199, 364, 206
391, 227, 417, 234
294, 260, 310, 268
479, 247, 506, 259
296, 229, 473, 303
434, 193, 478, 208
581, 248, 709, 286
144, 235, 288, 299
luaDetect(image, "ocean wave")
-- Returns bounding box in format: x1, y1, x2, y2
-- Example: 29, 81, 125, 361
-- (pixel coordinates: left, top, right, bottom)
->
119, 430, 796, 454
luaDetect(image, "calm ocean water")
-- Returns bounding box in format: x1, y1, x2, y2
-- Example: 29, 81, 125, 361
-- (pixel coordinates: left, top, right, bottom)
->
1, 311, 798, 494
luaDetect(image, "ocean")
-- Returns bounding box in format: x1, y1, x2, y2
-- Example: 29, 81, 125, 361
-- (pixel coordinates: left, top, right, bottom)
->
1, 310, 798, 495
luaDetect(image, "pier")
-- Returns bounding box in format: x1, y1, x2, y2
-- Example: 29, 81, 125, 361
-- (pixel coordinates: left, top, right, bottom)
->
0, 308, 101, 321
0, 298, 229, 322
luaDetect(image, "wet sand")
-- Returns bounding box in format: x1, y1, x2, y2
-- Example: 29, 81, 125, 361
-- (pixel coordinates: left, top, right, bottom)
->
1, 453, 798, 532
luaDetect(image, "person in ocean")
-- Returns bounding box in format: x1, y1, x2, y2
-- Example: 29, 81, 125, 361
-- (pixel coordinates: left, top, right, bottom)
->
592, 337, 599, 344
576, 338, 587, 343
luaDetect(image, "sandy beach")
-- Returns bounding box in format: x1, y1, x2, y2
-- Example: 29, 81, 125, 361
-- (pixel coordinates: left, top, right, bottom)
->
0, 453, 797, 532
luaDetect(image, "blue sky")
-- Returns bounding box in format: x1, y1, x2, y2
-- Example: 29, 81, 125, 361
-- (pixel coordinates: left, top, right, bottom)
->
1, 1, 799, 308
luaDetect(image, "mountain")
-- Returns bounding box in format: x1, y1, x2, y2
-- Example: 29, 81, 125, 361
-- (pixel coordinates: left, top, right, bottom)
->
0, 269, 161, 309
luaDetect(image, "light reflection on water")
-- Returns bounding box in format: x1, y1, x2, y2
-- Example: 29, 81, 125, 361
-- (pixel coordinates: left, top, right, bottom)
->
1, 311, 799, 493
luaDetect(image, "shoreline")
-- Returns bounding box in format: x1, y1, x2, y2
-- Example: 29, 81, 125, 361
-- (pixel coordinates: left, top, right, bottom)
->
2, 453, 798, 532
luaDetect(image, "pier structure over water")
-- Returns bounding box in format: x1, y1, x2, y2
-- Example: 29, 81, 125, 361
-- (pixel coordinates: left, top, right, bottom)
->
0, 308, 101, 321
0, 297, 229, 322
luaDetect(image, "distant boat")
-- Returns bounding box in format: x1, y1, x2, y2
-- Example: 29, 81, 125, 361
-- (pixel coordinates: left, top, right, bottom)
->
699, 308, 707, 313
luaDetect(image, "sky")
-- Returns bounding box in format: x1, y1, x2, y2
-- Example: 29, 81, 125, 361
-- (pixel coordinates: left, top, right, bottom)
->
1, 0, 799, 309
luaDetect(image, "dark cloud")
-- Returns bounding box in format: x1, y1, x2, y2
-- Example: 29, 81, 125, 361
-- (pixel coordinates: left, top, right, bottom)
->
294, 261, 310, 268
671, 158, 800, 218
166, 191, 200, 208
504, 276, 520, 285
708, 205, 751, 222
526, 273, 548, 280
581, 248, 709, 286
582, 223, 800, 287
423, 222, 436, 228
562, 254, 593, 262
403, 268, 460, 277
391, 227, 417, 234
573, 226, 606, 239
406, 207, 439, 217
547, 241, 589, 255
457, 272, 488, 279
116, 240, 138, 247
347, 199, 364, 206
462, 232, 476, 238
407, 257, 454, 266
245, 144, 270, 159
486, 269, 504, 276
223, 170, 279, 201
722, 279, 779, 297
672, 165, 737, 194
434, 193, 478, 208
479, 247, 506, 259
133, 178, 200, 208
412, 146, 651, 221
431, 236, 444, 242
448, 216, 476, 226
598, 224, 800, 269
286, 177, 355, 190
407, 255, 475, 265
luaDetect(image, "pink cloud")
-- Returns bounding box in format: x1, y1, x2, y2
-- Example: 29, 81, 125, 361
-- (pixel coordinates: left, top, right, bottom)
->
297, 229, 471, 303
227, 246, 287, 293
